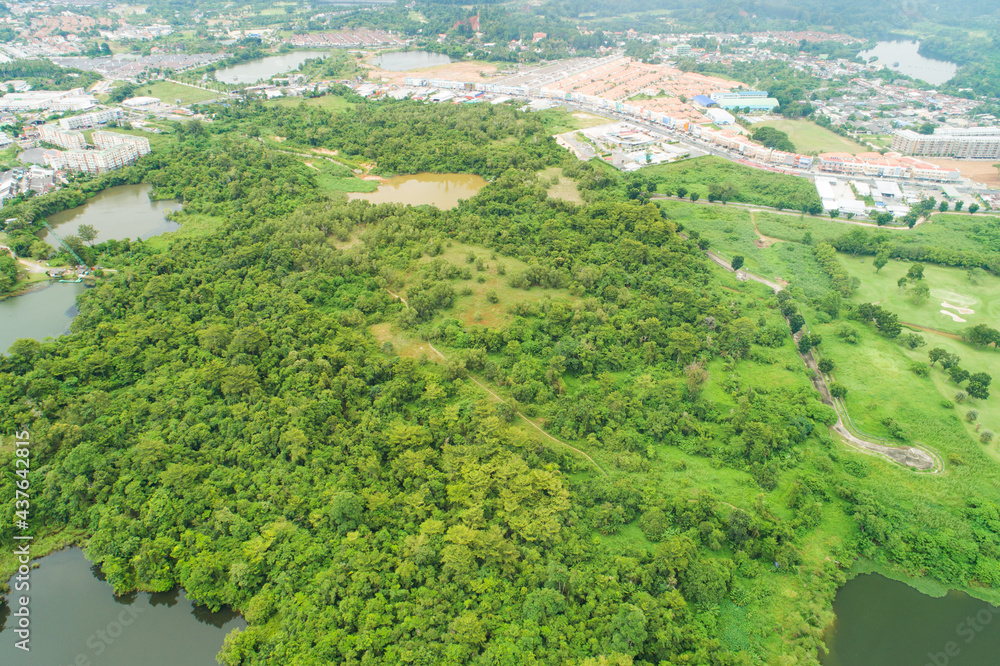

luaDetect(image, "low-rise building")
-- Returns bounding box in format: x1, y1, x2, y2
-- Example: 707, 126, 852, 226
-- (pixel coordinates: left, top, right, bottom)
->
59, 108, 124, 130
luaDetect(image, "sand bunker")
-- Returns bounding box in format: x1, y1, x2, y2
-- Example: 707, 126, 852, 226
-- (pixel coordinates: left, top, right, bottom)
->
930, 290, 976, 306
941, 300, 975, 315
941, 310, 967, 322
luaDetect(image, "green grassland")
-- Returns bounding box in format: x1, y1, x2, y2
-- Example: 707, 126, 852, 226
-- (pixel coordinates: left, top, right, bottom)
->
539, 166, 583, 204
838, 252, 1000, 334
537, 107, 612, 135
757, 119, 866, 155
756, 210, 1000, 259
645, 156, 821, 209
143, 81, 220, 106
265, 94, 354, 113
658, 200, 832, 296
811, 304, 1000, 468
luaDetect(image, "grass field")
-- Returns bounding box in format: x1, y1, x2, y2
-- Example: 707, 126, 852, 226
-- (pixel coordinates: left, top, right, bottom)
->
538, 108, 613, 135
658, 200, 833, 297
143, 81, 220, 106
265, 95, 354, 113
145, 212, 223, 251
757, 119, 867, 155
838, 253, 1000, 334
539, 166, 583, 204
645, 156, 821, 210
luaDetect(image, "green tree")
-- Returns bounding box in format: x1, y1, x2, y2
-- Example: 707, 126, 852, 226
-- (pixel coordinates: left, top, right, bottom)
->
939, 201, 949, 212
730, 255, 744, 271
873, 250, 889, 273
954, 201, 964, 211
906, 263, 924, 281
78, 223, 98, 246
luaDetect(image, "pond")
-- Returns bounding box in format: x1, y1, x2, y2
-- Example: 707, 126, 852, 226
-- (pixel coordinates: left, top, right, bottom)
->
373, 50, 452, 71
822, 573, 1000, 666
0, 548, 245, 665
859, 41, 958, 86
347, 173, 487, 209
216, 50, 331, 84
0, 281, 86, 354
42, 184, 181, 249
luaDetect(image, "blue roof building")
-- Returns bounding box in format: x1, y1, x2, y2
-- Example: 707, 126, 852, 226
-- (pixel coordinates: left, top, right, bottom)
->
692, 94, 717, 108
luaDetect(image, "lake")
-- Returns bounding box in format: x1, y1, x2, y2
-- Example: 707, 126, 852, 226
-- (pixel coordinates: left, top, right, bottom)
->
42, 184, 181, 249
216, 50, 331, 84
859, 41, 958, 86
822, 573, 1000, 666
374, 50, 452, 71
0, 548, 244, 665
0, 281, 86, 353
348, 173, 487, 209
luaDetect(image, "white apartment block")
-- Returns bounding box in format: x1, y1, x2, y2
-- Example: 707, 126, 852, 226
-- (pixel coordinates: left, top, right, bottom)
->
39, 124, 86, 150
892, 128, 1000, 159
48, 132, 151, 175
59, 108, 124, 131
93, 131, 151, 156
0, 88, 97, 112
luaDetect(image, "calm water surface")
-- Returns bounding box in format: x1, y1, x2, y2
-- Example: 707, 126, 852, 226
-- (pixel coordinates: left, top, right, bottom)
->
216, 50, 331, 84
0, 281, 86, 353
859, 41, 958, 86
348, 173, 487, 209
42, 184, 180, 248
374, 51, 452, 71
822, 574, 1000, 666
0, 548, 244, 665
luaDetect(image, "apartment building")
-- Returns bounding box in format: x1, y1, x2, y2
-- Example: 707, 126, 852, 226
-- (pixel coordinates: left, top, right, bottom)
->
892, 128, 1000, 159
59, 108, 124, 131
38, 124, 86, 150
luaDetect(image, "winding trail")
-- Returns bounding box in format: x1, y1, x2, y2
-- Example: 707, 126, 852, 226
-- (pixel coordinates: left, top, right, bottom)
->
704, 246, 941, 472
385, 288, 607, 476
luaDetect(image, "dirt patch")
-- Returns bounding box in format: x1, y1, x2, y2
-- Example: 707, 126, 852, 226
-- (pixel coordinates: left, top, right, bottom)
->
313, 147, 339, 156
304, 161, 320, 171
901, 322, 963, 340
368, 60, 498, 86
369, 323, 440, 361
750, 210, 783, 248
924, 158, 1000, 187
272, 135, 286, 142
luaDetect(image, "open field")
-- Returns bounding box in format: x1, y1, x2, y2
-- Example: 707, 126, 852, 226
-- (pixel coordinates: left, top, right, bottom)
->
539, 166, 583, 204
756, 209, 1000, 259
265, 94, 354, 113
366, 59, 497, 85
839, 253, 1000, 334
145, 212, 223, 251
144, 80, 220, 106
658, 200, 832, 296
411, 240, 574, 329
646, 156, 821, 210
925, 158, 1000, 187
756, 119, 866, 155
538, 108, 613, 135
812, 302, 1000, 467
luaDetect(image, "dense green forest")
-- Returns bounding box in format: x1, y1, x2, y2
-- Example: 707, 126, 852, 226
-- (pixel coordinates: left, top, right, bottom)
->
2, 96, 1000, 665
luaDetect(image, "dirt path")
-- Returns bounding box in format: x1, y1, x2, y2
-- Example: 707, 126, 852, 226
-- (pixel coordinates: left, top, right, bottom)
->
901, 321, 963, 340
749, 210, 783, 248
652, 195, 927, 230
385, 288, 607, 475
0, 244, 48, 274
701, 246, 942, 472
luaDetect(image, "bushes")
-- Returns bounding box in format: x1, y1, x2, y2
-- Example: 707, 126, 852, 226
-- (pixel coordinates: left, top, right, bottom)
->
814, 243, 859, 296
